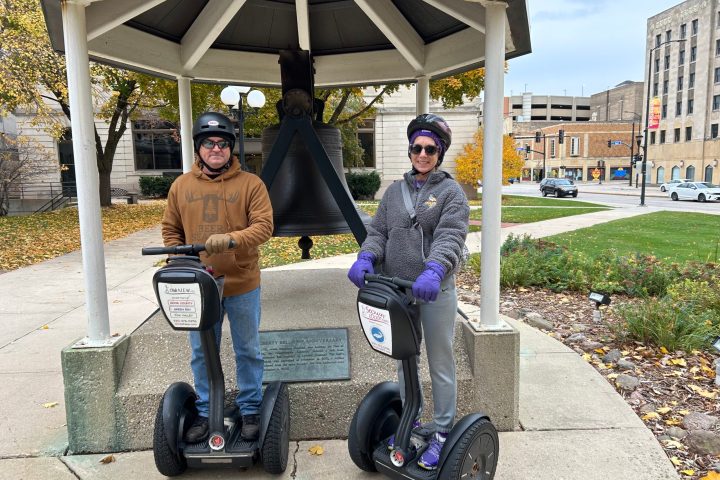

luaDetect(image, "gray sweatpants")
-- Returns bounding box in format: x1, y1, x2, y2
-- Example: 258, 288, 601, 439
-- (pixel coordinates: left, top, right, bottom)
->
397, 277, 458, 434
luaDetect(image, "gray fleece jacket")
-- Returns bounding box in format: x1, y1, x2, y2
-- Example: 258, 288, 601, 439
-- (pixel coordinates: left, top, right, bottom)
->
360, 170, 470, 282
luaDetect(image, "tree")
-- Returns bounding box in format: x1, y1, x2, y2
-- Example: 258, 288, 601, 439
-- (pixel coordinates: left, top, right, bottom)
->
0, 0, 173, 206
454, 129, 524, 186
0, 134, 55, 215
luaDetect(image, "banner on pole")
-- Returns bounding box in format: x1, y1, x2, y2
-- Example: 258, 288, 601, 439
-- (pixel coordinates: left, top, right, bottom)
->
649, 97, 660, 130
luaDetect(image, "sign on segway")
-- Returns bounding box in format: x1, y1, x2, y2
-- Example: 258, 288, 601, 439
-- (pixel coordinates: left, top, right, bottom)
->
157, 282, 203, 329
358, 302, 393, 356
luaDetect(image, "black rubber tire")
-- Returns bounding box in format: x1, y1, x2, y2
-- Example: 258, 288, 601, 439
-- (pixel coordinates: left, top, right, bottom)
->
699, 194, 706, 202
572, 192, 578, 198
153, 395, 187, 477
661, 186, 666, 192
671, 192, 678, 201
262, 383, 290, 474
541, 188, 547, 197
555, 189, 561, 198
438, 418, 499, 480
348, 401, 401, 472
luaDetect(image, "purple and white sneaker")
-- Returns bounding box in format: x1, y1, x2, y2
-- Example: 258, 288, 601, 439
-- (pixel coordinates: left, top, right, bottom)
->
417, 432, 447, 470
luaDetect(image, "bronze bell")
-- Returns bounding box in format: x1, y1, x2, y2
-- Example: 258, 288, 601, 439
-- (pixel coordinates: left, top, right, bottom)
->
261, 122, 372, 246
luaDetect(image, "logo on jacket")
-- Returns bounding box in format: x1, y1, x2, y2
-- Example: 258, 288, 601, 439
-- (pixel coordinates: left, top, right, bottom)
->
424, 194, 437, 209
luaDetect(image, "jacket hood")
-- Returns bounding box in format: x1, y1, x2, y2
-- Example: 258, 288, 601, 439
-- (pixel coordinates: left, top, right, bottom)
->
191, 156, 241, 181
403, 169, 452, 185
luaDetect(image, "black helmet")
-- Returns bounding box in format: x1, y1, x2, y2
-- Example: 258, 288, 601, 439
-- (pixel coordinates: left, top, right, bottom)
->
192, 112, 236, 152
407, 114, 452, 161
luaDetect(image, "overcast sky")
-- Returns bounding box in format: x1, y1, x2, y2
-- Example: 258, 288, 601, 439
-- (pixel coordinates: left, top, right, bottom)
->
504, 0, 682, 97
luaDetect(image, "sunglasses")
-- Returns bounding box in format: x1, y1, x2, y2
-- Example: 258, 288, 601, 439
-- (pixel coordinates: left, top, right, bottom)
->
200, 139, 231, 149
409, 144, 439, 155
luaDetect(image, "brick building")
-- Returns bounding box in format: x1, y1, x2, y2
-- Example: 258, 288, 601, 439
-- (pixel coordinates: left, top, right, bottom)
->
516, 122, 638, 183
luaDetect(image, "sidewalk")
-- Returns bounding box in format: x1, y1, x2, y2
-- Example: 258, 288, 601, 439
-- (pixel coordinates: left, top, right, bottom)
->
0, 207, 678, 479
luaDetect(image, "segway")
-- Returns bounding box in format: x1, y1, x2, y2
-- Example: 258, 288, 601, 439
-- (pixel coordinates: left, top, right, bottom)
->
348, 273, 499, 480
142, 243, 289, 476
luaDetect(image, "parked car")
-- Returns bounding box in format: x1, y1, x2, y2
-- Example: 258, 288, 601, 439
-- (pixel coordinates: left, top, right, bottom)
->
540, 178, 578, 198
668, 182, 720, 202
659, 179, 690, 192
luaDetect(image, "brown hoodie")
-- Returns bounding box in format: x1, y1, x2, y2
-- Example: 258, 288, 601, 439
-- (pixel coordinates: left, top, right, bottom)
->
161, 158, 274, 297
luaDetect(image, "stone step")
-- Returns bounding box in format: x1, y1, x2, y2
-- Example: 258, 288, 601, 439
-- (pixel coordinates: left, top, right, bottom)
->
114, 269, 478, 451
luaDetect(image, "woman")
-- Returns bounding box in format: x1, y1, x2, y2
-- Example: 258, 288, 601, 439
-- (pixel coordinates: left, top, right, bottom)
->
347, 113, 470, 470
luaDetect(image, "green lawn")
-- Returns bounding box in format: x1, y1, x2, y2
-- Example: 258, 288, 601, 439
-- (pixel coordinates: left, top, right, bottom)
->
469, 195, 603, 208
547, 211, 720, 263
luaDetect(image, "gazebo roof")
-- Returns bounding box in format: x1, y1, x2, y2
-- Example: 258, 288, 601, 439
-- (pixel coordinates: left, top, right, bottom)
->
41, 0, 530, 87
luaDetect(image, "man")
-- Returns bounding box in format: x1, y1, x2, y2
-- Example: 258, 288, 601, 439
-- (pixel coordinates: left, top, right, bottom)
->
161, 111, 273, 442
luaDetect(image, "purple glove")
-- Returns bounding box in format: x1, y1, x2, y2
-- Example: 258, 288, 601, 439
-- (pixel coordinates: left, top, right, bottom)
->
348, 252, 376, 288
412, 262, 445, 302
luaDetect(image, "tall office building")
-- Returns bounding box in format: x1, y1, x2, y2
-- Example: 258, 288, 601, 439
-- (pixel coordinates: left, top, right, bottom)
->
645, 0, 720, 184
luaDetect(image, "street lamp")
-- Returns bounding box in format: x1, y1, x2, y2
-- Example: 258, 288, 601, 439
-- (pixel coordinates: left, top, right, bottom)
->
220, 85, 266, 171
640, 38, 686, 206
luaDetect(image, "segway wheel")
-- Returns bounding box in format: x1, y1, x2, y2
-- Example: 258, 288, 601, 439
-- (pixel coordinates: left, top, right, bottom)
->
348, 401, 401, 472
153, 397, 188, 477
438, 418, 499, 480
261, 383, 290, 474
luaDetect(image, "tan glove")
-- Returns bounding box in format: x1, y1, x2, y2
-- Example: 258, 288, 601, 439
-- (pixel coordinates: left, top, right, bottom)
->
205, 234, 233, 255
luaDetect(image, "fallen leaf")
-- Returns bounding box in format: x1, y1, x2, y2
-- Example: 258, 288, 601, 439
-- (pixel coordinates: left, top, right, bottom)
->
99, 454, 115, 464
670, 358, 687, 367
662, 439, 685, 449
670, 456, 682, 466
594, 348, 605, 354
700, 472, 720, 479
308, 445, 324, 456
39, 324, 49, 330
42, 402, 58, 408
680, 469, 695, 476
582, 353, 591, 361
656, 407, 672, 414
660, 346, 669, 354
642, 412, 660, 421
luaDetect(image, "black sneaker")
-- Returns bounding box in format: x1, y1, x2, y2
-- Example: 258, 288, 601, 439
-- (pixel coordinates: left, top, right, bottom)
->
241, 414, 260, 440
184, 415, 208, 443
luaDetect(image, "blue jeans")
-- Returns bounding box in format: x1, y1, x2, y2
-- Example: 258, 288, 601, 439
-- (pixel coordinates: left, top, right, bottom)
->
189, 287, 263, 417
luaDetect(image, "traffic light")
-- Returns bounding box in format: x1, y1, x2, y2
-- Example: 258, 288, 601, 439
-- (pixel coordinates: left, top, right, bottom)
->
535, 131, 541, 143
558, 129, 564, 144
525, 145, 531, 153
607, 139, 612, 148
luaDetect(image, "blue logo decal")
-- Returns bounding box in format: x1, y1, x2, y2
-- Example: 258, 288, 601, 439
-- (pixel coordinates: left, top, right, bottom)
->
371, 327, 384, 342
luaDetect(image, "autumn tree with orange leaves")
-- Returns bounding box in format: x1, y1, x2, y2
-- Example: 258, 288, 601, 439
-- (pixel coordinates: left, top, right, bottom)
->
454, 129, 524, 186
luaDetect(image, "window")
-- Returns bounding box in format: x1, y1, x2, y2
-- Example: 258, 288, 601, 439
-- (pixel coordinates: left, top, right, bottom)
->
661, 103, 668, 119
691, 18, 698, 35
132, 120, 182, 170
650, 131, 656, 144
717, 11, 720, 27
679, 50, 685, 65
685, 126, 692, 141
666, 30, 672, 42
550, 139, 556, 157
657, 167, 665, 184
654, 57, 660, 73
660, 130, 666, 143
717, 39, 720, 56
664, 55, 670, 70
712, 124, 719, 139
570, 137, 580, 156
714, 95, 720, 111
689, 72, 695, 88
680, 23, 687, 39
676, 101, 682, 116
690, 46, 697, 62
674, 128, 681, 142
653, 82, 659, 96
357, 119, 376, 167
655, 34, 661, 47
663, 79, 669, 94
715, 67, 720, 83
678, 75, 683, 90
688, 98, 694, 114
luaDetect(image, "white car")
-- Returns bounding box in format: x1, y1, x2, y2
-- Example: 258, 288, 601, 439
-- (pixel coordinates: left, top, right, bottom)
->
659, 179, 690, 192
668, 182, 720, 202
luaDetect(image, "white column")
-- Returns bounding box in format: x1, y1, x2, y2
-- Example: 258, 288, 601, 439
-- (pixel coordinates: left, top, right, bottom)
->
177, 76, 194, 173
62, 0, 111, 345
480, 1, 507, 329
416, 75, 430, 114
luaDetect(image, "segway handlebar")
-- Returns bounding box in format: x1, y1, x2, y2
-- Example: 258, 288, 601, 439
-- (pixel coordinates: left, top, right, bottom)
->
142, 240, 236, 256
363, 273, 414, 290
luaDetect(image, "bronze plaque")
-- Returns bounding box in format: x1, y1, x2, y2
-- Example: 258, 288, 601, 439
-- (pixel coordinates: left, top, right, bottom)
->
260, 328, 350, 383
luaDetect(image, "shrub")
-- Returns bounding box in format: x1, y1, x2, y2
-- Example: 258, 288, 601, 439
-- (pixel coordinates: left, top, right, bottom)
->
139, 176, 175, 198
346, 171, 381, 200
615, 297, 720, 352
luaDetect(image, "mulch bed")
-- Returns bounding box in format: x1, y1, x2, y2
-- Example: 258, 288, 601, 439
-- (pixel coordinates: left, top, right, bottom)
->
456, 270, 720, 479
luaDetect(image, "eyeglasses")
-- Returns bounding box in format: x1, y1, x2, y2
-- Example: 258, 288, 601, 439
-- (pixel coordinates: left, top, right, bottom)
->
409, 144, 439, 155
200, 139, 231, 150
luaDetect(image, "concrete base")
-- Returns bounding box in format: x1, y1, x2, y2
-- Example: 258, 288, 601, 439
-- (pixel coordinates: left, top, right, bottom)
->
460, 310, 520, 432
62, 268, 520, 452
61, 335, 130, 453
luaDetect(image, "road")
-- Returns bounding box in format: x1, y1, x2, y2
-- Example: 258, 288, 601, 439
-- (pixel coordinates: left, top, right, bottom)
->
501, 182, 720, 214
